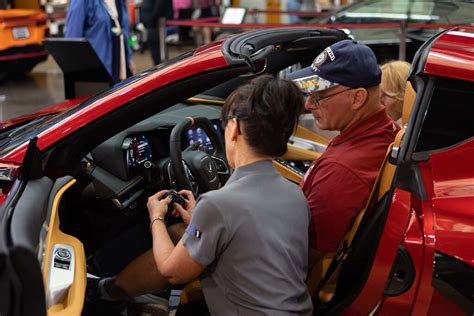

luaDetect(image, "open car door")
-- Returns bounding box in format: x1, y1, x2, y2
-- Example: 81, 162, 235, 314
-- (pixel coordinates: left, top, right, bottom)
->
0, 138, 85, 316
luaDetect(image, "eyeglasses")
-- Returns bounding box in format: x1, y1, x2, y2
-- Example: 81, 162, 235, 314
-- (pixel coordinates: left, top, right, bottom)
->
220, 115, 235, 129
220, 114, 248, 133
305, 87, 355, 106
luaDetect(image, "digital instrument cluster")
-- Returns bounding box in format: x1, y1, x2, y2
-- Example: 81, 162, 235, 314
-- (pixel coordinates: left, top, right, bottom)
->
185, 124, 220, 154
124, 135, 153, 171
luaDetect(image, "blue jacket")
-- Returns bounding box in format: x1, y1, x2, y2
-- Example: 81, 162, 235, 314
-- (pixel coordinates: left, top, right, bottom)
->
65, 0, 131, 81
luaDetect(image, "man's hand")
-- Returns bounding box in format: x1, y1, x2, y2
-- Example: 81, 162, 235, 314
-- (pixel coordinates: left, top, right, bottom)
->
171, 190, 196, 225
147, 190, 172, 221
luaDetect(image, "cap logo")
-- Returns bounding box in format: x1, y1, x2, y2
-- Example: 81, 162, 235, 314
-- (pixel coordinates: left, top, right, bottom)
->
325, 47, 335, 61
313, 50, 327, 67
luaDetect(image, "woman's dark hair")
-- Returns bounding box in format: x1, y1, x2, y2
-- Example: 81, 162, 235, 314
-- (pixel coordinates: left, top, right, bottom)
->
221, 75, 305, 157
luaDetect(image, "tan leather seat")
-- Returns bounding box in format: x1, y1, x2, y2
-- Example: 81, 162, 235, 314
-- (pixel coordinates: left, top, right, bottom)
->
402, 81, 415, 127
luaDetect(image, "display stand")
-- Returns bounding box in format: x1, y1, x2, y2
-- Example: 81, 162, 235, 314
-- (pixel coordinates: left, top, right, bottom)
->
44, 38, 113, 99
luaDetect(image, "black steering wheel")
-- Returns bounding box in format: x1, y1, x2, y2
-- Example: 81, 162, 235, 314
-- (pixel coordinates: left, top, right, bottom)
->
168, 116, 230, 195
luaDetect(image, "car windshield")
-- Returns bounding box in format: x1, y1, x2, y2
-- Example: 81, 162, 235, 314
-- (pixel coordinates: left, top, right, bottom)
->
333, 0, 474, 24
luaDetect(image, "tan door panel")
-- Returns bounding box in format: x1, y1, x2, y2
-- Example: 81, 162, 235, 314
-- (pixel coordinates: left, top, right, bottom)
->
281, 143, 322, 161
294, 125, 330, 146
42, 178, 86, 316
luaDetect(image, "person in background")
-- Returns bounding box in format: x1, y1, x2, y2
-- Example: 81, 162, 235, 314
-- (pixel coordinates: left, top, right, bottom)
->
65, 0, 133, 83
141, 0, 173, 65
193, 0, 220, 45
380, 60, 411, 126
289, 40, 399, 259
173, 0, 193, 42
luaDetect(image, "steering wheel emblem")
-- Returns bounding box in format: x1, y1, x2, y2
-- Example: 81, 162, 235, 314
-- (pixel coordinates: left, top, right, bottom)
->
169, 116, 229, 193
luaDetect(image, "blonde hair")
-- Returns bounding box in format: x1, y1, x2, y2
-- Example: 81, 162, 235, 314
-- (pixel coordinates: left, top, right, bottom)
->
381, 60, 411, 101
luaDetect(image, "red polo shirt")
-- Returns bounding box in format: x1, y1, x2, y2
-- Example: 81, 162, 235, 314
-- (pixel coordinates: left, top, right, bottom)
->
300, 108, 399, 252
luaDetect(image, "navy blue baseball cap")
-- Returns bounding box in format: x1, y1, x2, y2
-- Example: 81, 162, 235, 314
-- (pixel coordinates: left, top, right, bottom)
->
288, 40, 381, 93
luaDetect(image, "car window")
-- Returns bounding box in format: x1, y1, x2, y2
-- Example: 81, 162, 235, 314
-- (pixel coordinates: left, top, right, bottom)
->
334, 0, 474, 24
413, 77, 474, 159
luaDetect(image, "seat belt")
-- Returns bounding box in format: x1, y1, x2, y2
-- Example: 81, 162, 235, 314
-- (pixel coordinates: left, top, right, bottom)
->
309, 142, 394, 303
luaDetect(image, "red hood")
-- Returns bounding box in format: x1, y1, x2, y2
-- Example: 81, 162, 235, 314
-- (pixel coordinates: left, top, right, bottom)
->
0, 96, 88, 130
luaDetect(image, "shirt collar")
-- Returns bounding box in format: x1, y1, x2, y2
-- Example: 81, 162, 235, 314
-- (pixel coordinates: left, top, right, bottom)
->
331, 108, 390, 146
226, 160, 275, 184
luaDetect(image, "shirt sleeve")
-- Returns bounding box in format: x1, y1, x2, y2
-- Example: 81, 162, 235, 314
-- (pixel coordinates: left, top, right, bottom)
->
303, 162, 371, 252
183, 195, 228, 266
65, 0, 86, 37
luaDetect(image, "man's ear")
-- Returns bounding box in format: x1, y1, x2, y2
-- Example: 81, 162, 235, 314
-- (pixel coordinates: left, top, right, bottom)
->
351, 88, 369, 110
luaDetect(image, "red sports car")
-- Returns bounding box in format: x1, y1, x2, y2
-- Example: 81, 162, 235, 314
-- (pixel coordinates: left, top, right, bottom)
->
0, 27, 472, 316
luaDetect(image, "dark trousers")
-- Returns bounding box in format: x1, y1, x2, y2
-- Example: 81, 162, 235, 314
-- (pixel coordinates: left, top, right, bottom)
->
178, 8, 193, 41
147, 25, 161, 65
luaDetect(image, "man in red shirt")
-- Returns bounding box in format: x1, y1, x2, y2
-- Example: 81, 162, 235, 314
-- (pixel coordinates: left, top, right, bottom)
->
289, 40, 399, 254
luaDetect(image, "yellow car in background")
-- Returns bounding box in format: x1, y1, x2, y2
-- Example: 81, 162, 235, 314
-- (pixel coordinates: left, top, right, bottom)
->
0, 8, 48, 78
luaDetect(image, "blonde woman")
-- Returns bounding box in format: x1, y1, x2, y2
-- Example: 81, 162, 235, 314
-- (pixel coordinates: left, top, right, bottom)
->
380, 60, 411, 125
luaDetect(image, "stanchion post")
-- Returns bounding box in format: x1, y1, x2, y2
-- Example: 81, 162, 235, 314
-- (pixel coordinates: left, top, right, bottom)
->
251, 9, 258, 24
158, 17, 168, 62
399, 20, 407, 61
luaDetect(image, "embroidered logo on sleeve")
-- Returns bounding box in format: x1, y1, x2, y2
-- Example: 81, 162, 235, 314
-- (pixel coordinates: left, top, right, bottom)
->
186, 225, 202, 239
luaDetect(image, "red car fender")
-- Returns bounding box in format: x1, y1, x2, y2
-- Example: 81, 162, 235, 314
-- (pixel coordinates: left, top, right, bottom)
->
430, 140, 474, 266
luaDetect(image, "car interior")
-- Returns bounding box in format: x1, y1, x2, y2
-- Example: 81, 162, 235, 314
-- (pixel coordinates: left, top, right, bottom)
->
2, 28, 421, 315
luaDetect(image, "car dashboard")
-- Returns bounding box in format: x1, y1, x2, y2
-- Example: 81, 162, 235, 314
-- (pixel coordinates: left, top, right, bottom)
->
82, 102, 326, 212
84, 104, 223, 210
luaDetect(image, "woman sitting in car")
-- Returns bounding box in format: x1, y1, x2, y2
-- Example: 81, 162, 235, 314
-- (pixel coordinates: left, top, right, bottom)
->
147, 75, 313, 315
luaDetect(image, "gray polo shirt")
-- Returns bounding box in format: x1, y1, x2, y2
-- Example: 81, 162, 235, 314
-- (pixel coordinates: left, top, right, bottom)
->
183, 160, 313, 315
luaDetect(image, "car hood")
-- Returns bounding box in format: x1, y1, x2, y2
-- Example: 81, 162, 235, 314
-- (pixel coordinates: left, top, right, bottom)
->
0, 97, 87, 130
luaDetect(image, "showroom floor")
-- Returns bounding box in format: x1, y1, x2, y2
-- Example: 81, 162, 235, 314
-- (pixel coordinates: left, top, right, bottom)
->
0, 45, 193, 121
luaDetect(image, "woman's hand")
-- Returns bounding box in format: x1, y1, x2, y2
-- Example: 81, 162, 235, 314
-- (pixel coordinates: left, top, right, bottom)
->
171, 190, 196, 225
147, 190, 172, 221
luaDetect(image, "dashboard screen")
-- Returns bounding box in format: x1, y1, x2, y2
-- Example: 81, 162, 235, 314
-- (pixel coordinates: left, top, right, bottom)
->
185, 124, 220, 154
124, 135, 153, 168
